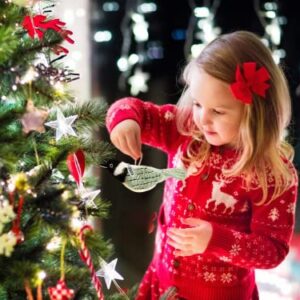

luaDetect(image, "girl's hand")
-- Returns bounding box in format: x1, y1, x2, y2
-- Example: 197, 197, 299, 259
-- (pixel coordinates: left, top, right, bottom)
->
110, 120, 142, 160
166, 218, 213, 256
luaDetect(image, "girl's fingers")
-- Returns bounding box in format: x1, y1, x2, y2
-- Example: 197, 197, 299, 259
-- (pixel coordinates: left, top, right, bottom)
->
134, 131, 142, 158
168, 228, 193, 239
181, 218, 206, 227
167, 238, 190, 251
126, 134, 141, 160
117, 136, 133, 158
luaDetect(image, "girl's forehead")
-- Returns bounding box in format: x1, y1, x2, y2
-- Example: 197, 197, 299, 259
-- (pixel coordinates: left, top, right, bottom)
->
189, 70, 239, 108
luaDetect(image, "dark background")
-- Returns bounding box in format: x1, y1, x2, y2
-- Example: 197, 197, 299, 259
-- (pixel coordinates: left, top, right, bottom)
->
91, 0, 300, 288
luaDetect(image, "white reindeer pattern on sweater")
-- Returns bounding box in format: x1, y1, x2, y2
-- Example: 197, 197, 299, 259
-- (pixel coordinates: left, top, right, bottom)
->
206, 181, 238, 214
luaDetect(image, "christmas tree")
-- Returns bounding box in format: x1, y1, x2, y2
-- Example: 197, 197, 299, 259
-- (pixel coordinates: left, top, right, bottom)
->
0, 0, 133, 299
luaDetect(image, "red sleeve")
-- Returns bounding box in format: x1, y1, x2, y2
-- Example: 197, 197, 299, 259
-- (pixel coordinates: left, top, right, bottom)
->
205, 172, 298, 269
106, 97, 184, 153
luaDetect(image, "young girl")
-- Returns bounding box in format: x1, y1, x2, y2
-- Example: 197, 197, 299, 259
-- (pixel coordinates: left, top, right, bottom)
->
106, 31, 298, 300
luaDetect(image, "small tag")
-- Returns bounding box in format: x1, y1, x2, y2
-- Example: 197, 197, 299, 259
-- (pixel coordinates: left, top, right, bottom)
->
127, 165, 134, 176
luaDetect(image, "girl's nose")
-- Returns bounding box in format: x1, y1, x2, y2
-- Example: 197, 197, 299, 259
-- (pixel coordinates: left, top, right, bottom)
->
200, 109, 212, 125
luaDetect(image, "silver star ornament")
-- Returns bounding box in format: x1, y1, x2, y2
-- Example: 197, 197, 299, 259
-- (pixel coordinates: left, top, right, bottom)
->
45, 108, 78, 141
79, 189, 101, 209
96, 258, 124, 289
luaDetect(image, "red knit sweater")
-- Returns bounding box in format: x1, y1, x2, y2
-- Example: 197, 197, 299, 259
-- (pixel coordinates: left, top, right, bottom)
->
106, 97, 299, 300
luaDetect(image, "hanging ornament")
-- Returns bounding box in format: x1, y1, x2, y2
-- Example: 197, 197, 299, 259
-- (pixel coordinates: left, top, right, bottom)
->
96, 258, 124, 290
48, 279, 74, 300
78, 225, 104, 300
35, 63, 80, 84
0, 200, 16, 234
78, 189, 100, 209
21, 100, 49, 134
22, 15, 74, 43
66, 150, 85, 185
10, 172, 30, 193
48, 240, 74, 299
45, 108, 78, 142
22, 14, 74, 54
0, 232, 17, 257
101, 159, 187, 193
0, 200, 17, 256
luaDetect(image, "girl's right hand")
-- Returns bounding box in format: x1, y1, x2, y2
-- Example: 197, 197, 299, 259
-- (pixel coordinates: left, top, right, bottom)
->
110, 119, 142, 160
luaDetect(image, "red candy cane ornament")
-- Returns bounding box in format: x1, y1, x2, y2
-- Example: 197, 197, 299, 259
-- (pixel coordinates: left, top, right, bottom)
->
78, 225, 104, 300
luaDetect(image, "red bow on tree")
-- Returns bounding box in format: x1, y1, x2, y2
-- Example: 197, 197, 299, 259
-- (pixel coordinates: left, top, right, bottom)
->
230, 62, 270, 104
22, 15, 74, 54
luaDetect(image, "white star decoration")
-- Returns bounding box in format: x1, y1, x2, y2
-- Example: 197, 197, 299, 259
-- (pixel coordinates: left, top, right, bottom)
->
79, 189, 100, 209
96, 258, 124, 289
45, 108, 77, 141
128, 68, 149, 95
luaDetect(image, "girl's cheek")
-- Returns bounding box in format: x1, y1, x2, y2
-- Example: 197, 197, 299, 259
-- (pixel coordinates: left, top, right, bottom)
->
192, 110, 201, 127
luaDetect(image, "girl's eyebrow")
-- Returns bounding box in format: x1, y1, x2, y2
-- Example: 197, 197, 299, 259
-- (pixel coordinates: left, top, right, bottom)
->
191, 96, 232, 110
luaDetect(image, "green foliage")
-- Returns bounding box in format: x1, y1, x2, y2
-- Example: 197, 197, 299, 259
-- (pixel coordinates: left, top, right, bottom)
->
0, 1, 121, 299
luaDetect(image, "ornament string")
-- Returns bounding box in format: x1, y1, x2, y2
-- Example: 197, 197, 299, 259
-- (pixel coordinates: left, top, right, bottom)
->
60, 239, 67, 280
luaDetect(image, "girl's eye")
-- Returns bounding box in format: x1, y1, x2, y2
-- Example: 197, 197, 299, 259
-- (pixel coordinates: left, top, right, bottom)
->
193, 101, 201, 108
213, 110, 224, 115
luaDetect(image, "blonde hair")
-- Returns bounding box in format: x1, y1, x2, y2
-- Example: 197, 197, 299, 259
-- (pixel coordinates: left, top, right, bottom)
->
176, 31, 296, 205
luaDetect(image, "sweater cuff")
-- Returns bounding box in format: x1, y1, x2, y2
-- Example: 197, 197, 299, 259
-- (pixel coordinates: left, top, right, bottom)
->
106, 98, 143, 133
205, 223, 236, 256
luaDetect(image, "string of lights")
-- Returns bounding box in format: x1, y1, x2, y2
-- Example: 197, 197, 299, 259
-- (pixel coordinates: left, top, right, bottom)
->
185, 0, 221, 59
254, 0, 287, 64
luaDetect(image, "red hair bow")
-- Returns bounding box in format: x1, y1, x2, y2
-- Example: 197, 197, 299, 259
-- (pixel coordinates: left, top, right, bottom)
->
230, 62, 270, 104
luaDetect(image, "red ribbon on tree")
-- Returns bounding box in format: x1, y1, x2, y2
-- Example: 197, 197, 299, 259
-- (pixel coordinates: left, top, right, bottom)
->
66, 150, 85, 186
230, 62, 270, 104
22, 15, 74, 54
9, 192, 25, 243
78, 225, 104, 300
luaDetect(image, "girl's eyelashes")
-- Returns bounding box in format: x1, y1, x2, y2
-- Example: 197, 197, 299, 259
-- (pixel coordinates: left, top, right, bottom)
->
213, 109, 225, 115
193, 101, 225, 115
193, 101, 202, 108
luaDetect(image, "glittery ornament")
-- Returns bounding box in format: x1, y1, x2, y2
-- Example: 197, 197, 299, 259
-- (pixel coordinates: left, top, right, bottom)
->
21, 100, 49, 134
101, 159, 187, 192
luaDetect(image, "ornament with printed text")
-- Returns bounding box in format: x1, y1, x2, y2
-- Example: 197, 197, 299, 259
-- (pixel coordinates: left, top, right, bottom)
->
66, 150, 85, 185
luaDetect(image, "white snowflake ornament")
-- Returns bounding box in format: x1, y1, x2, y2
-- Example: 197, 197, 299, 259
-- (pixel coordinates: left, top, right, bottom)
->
0, 232, 17, 257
